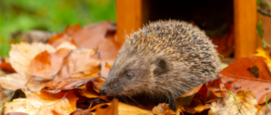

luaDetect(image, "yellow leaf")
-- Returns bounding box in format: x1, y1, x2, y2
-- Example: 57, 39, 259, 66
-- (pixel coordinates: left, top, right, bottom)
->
257, 102, 271, 115
254, 47, 271, 70
209, 89, 258, 115
152, 103, 176, 115
4, 93, 78, 115
92, 99, 152, 115
9, 42, 56, 77
0, 73, 27, 90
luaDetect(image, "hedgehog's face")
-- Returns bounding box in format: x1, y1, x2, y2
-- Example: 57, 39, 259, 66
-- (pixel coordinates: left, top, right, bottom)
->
99, 52, 169, 97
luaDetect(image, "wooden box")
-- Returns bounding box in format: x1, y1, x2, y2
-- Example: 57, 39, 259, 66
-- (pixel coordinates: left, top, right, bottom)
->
116, 0, 257, 59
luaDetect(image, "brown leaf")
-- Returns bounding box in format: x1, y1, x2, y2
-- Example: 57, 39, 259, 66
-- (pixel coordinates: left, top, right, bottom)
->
209, 89, 258, 115
257, 102, 271, 115
9, 42, 56, 77
152, 103, 176, 115
47, 33, 77, 48
0, 86, 12, 106
93, 78, 105, 93
220, 56, 271, 104
0, 73, 27, 90
0, 58, 16, 73
92, 99, 152, 115
95, 99, 118, 115
4, 92, 78, 115
5, 112, 29, 115
29, 49, 71, 79
48, 22, 120, 78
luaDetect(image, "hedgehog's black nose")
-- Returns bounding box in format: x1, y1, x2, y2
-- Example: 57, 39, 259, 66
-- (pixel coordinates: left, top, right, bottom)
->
99, 87, 107, 96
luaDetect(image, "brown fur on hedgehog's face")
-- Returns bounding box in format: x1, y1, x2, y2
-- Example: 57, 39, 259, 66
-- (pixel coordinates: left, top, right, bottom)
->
99, 52, 169, 97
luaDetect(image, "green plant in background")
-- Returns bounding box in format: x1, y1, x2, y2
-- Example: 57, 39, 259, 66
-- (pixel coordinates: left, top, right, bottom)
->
0, 0, 116, 57
257, 0, 271, 49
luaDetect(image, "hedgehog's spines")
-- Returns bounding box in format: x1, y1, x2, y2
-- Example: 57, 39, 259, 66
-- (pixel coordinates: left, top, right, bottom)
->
122, 20, 220, 81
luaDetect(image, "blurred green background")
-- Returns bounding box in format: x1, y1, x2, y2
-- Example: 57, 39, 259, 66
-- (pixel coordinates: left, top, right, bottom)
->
0, 0, 116, 57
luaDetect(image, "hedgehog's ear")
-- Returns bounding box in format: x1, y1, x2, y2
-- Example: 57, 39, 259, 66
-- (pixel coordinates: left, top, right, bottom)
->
153, 58, 169, 75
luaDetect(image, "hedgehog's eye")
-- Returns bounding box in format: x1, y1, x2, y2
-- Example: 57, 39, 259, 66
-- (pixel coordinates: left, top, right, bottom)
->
126, 71, 134, 78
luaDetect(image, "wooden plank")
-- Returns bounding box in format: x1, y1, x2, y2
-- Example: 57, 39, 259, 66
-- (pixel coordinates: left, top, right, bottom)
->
234, 0, 257, 59
116, 0, 142, 43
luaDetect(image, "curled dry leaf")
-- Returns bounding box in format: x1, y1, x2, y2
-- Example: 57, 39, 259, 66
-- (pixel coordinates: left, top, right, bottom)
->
29, 49, 71, 79
47, 22, 120, 78
9, 42, 56, 77
46, 49, 100, 91
91, 99, 152, 115
26, 48, 100, 93
220, 56, 271, 104
47, 33, 77, 48
0, 58, 16, 72
257, 102, 271, 115
175, 84, 208, 114
4, 92, 78, 115
0, 73, 27, 90
152, 103, 176, 115
93, 77, 105, 93
0, 86, 11, 106
209, 89, 258, 115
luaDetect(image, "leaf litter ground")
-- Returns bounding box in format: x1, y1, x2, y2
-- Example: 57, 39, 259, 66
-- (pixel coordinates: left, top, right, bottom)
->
0, 21, 271, 115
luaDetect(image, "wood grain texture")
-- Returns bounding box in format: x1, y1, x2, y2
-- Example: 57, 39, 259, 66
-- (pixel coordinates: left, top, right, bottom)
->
116, 0, 142, 44
234, 0, 257, 59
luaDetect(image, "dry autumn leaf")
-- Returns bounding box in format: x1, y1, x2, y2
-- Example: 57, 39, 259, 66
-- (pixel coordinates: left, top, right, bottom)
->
0, 73, 27, 90
9, 42, 56, 77
26, 48, 100, 93
0, 86, 11, 106
175, 84, 207, 114
152, 103, 176, 115
209, 89, 258, 115
29, 49, 71, 79
4, 92, 78, 115
91, 99, 152, 115
254, 47, 271, 70
0, 58, 16, 73
257, 102, 271, 115
220, 56, 271, 104
47, 22, 120, 78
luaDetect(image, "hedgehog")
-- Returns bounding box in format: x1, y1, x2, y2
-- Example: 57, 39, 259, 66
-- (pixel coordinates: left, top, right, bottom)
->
99, 20, 221, 110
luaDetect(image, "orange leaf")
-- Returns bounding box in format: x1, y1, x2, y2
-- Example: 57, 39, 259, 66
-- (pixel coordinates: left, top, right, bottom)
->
29, 49, 70, 79
220, 56, 271, 104
93, 77, 105, 93
4, 92, 78, 115
152, 103, 176, 115
0, 58, 16, 72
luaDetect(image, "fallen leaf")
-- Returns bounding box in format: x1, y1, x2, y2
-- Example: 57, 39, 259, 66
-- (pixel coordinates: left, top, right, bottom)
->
220, 56, 271, 104
209, 89, 258, 115
257, 102, 271, 115
4, 92, 78, 115
175, 84, 209, 114
47, 33, 77, 48
95, 99, 118, 115
48, 49, 100, 90
152, 103, 176, 115
0, 58, 16, 72
93, 77, 105, 93
254, 47, 271, 70
48, 22, 120, 78
29, 49, 71, 79
9, 42, 56, 77
0, 86, 12, 106
92, 99, 152, 115
0, 73, 27, 90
